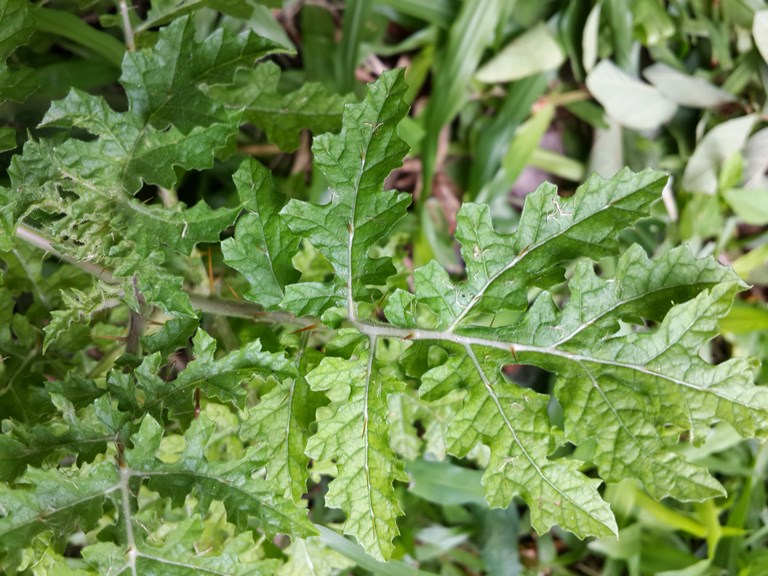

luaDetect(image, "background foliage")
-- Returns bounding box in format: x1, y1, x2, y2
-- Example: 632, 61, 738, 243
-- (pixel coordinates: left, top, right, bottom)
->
1, 0, 768, 575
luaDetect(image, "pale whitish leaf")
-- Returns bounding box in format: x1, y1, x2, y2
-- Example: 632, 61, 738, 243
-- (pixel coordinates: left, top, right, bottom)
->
278, 537, 355, 576
586, 60, 677, 130
682, 114, 756, 194
723, 188, 768, 225
582, 1, 602, 74
209, 62, 354, 151
588, 117, 624, 177
643, 63, 736, 108
222, 158, 300, 310
475, 22, 565, 83
743, 127, 768, 188
305, 353, 407, 561
126, 414, 316, 539
753, 10, 768, 64
281, 69, 411, 317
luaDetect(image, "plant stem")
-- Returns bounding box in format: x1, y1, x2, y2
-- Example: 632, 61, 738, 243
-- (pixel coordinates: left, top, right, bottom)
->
14, 223, 313, 326
119, 0, 136, 52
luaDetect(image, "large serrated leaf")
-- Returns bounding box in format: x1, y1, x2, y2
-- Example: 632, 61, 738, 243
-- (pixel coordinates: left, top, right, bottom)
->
0, 462, 118, 551
121, 16, 287, 132
305, 352, 407, 561
222, 158, 300, 310
126, 414, 316, 539
281, 69, 411, 317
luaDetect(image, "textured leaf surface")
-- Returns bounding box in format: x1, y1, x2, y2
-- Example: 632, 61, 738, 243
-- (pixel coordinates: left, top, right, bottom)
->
367, 168, 767, 536
127, 414, 316, 538
421, 348, 617, 538
129, 329, 295, 420
121, 16, 286, 132
386, 168, 669, 329
241, 375, 314, 503
0, 395, 122, 483
305, 353, 407, 561
0, 462, 117, 550
281, 69, 411, 316
210, 62, 354, 151
84, 525, 278, 576
222, 158, 300, 309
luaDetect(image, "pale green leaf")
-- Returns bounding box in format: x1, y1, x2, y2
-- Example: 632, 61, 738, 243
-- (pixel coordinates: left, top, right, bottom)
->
723, 187, 768, 225
305, 353, 407, 561
371, 168, 767, 537
420, 349, 618, 538
241, 373, 315, 503
582, 1, 602, 73
278, 537, 355, 576
83, 521, 280, 576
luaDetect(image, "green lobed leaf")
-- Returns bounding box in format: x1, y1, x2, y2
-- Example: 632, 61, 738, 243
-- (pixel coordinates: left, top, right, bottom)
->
305, 351, 407, 561
126, 413, 317, 539
128, 329, 295, 420
121, 16, 288, 132
222, 158, 301, 310
370, 167, 766, 537
0, 462, 118, 553
210, 62, 355, 152
386, 168, 670, 329
83, 520, 280, 575
420, 348, 618, 538
0, 394, 123, 483
241, 374, 315, 504
281, 69, 411, 317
